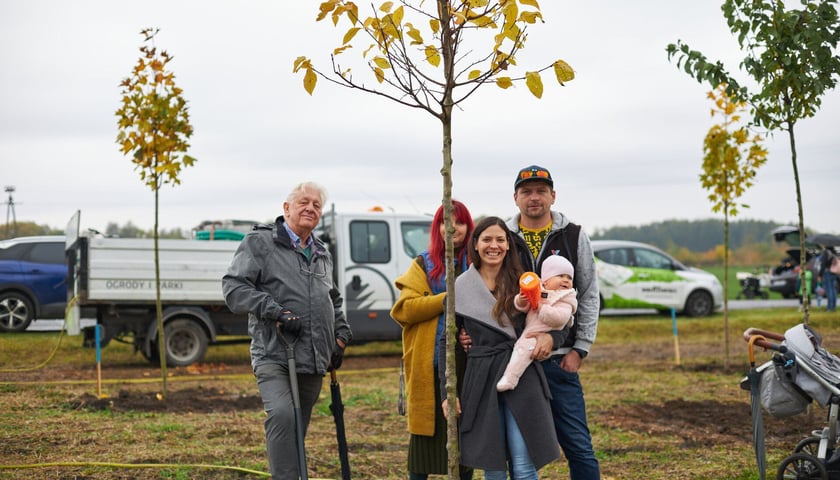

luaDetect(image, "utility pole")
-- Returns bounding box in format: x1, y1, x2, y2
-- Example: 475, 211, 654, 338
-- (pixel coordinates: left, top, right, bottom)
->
4, 186, 16, 238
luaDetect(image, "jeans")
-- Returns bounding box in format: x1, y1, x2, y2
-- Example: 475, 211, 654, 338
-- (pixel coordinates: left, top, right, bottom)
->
826, 271, 837, 311
541, 357, 600, 480
255, 362, 323, 480
484, 399, 537, 480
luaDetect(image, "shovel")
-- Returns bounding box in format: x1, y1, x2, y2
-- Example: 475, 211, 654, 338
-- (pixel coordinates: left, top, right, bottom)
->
277, 326, 309, 480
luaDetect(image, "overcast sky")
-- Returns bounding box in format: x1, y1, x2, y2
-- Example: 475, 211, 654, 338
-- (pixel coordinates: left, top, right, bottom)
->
1, 1, 838, 237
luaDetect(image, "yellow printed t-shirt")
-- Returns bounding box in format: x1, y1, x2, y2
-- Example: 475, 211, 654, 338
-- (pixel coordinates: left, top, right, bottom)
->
519, 223, 552, 260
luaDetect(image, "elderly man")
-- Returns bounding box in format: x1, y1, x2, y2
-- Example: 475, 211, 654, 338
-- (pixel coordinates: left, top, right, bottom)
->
223, 181, 352, 479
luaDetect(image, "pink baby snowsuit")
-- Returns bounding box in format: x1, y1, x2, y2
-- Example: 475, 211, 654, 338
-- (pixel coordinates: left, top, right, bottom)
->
496, 288, 578, 392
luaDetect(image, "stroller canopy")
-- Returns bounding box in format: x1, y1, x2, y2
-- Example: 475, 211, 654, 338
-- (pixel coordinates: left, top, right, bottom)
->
783, 324, 840, 406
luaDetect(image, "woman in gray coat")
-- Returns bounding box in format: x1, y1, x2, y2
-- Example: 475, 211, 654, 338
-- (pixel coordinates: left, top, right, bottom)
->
443, 217, 559, 479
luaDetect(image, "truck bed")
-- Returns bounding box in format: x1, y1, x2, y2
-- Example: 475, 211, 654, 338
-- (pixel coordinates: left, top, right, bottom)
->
78, 237, 239, 304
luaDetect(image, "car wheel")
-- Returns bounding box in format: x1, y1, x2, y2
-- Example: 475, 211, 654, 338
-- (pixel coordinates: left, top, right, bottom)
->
0, 292, 34, 332
684, 290, 713, 317
160, 318, 209, 367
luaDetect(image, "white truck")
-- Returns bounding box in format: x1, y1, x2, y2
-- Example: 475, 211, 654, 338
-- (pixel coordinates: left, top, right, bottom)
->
65, 208, 431, 366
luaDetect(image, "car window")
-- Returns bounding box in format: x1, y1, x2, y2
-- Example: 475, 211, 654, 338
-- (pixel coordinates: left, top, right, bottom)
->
0, 243, 29, 261
29, 243, 65, 265
595, 248, 631, 267
349, 220, 390, 264
401, 221, 431, 259
633, 248, 672, 270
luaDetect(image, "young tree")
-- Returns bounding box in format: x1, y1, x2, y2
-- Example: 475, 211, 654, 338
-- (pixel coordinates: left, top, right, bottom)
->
294, 1, 573, 475
702, 84, 767, 367
116, 28, 196, 397
666, 0, 840, 323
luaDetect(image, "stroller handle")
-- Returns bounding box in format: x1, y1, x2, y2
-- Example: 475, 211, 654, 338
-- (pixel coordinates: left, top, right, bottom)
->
743, 327, 785, 343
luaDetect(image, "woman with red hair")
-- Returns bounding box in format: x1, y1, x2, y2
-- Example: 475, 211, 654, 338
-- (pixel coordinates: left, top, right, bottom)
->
391, 200, 475, 480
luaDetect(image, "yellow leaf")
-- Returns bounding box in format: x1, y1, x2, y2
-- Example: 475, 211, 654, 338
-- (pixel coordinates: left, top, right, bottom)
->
468, 70, 481, 80
316, 0, 339, 22
373, 56, 391, 69
520, 0, 540, 8
343, 27, 360, 44
525, 71, 543, 98
374, 67, 385, 83
392, 5, 404, 25
303, 67, 317, 95
333, 45, 352, 56
553, 59, 575, 85
293, 56, 310, 73
519, 11, 542, 24
429, 18, 440, 34
379, 1, 393, 12
496, 77, 512, 89
406, 23, 423, 45
425, 45, 440, 67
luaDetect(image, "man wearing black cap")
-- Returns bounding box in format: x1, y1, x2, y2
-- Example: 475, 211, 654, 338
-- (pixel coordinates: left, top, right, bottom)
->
509, 165, 600, 479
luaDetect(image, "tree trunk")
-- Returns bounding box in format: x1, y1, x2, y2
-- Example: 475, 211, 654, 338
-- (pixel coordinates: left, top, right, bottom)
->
438, 2, 460, 478
723, 205, 730, 370
788, 121, 809, 324
154, 171, 168, 397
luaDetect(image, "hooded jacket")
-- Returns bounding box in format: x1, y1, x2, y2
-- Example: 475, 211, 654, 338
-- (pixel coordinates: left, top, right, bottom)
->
222, 216, 352, 373
507, 211, 598, 356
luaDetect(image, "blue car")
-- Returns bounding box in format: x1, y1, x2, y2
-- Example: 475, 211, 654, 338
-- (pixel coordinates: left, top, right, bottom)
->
0, 235, 67, 332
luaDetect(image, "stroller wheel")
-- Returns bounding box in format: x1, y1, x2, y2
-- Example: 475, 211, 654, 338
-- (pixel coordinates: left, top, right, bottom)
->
794, 437, 822, 457
777, 452, 828, 479
793, 436, 834, 460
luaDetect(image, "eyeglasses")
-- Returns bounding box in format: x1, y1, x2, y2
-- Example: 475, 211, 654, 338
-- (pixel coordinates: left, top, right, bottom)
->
519, 168, 550, 180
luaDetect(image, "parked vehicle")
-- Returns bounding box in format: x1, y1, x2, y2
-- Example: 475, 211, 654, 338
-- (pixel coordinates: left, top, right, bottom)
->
591, 240, 723, 317
768, 225, 819, 299
735, 270, 770, 300
0, 235, 67, 332
66, 208, 431, 366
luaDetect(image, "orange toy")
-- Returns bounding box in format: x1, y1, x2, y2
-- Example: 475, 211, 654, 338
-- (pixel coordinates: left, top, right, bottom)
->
519, 271, 542, 310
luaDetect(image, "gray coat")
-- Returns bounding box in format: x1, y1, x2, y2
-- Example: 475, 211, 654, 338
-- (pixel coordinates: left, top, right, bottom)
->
448, 265, 560, 471
222, 216, 352, 373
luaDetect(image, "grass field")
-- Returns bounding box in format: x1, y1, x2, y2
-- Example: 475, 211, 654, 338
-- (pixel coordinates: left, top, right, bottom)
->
2, 307, 840, 479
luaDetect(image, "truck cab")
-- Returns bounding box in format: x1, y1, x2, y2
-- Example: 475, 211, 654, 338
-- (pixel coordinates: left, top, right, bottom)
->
317, 208, 431, 342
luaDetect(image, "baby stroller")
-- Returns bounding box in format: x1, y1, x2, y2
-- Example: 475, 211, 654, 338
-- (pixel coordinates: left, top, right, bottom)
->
737, 271, 770, 299
743, 324, 840, 479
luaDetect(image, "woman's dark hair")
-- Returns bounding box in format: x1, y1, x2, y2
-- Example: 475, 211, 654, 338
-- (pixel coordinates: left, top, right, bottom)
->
427, 200, 474, 282
467, 216, 523, 325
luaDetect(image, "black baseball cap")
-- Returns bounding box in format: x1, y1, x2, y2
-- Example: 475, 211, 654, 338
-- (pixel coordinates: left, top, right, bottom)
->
514, 165, 554, 190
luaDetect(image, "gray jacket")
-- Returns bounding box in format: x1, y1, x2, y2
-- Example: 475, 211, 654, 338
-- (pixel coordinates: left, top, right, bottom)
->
449, 265, 560, 471
222, 216, 352, 373
507, 211, 598, 355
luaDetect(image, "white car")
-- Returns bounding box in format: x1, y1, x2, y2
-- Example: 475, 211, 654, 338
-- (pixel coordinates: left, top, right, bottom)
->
591, 240, 723, 316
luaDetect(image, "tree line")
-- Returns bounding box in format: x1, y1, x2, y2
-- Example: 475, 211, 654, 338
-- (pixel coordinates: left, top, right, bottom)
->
590, 218, 799, 267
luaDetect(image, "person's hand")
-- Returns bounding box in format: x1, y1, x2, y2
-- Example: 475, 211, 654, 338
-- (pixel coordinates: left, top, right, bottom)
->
442, 398, 462, 420
276, 309, 301, 335
458, 327, 472, 353
527, 332, 553, 361
328, 339, 346, 371
560, 349, 583, 373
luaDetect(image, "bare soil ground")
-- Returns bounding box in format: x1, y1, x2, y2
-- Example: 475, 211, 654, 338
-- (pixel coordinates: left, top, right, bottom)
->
16, 342, 816, 448
3, 334, 830, 479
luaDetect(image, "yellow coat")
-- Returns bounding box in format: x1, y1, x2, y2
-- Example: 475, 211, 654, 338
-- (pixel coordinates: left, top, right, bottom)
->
390, 258, 445, 436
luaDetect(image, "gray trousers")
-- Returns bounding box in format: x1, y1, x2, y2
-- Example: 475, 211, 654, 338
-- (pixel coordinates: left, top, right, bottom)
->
255, 362, 323, 480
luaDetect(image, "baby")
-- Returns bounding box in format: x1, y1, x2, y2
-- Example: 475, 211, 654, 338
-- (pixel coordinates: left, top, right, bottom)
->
497, 255, 577, 392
